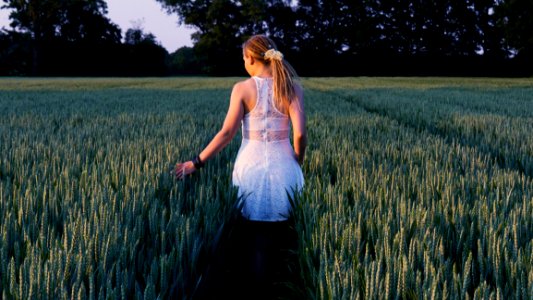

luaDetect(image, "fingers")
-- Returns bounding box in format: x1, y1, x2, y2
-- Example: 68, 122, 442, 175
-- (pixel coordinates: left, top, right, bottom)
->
180, 163, 188, 179
173, 161, 195, 180
173, 163, 183, 179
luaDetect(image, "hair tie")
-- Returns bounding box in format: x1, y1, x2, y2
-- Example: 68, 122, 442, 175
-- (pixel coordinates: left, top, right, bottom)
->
264, 49, 283, 61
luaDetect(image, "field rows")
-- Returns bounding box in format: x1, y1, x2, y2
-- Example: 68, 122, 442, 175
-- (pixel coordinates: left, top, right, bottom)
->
297, 86, 533, 299
0, 78, 532, 299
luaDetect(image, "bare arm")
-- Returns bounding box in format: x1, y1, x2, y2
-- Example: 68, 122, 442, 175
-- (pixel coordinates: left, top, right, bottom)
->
174, 82, 245, 179
289, 84, 307, 165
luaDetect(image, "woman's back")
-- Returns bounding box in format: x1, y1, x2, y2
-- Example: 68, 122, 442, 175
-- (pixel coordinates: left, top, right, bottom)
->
243, 76, 290, 142
232, 76, 304, 221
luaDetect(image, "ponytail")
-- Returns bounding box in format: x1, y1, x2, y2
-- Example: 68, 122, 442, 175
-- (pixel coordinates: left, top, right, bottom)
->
242, 35, 299, 113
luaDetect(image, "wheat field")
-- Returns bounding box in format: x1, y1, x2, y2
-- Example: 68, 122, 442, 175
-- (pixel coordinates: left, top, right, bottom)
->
0, 77, 532, 299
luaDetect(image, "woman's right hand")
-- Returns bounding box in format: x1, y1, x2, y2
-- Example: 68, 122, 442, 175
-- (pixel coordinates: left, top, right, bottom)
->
173, 161, 196, 180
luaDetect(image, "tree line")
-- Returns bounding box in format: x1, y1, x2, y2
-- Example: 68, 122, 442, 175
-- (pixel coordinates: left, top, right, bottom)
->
1, 0, 532, 76
0, 0, 179, 76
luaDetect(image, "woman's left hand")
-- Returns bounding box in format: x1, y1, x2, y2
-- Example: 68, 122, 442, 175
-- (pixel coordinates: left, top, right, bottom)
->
173, 161, 196, 179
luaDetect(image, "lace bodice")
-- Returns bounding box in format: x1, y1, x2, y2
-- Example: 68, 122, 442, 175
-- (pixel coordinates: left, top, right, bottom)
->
232, 76, 304, 222
242, 77, 290, 142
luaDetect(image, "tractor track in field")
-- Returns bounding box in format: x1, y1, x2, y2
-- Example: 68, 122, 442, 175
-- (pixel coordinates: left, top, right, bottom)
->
314, 88, 533, 180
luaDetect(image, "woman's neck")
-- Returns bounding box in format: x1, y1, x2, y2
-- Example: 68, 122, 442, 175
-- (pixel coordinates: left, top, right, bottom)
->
252, 65, 272, 78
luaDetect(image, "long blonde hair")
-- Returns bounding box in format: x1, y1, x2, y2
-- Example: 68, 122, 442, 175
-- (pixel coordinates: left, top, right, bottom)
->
242, 35, 299, 113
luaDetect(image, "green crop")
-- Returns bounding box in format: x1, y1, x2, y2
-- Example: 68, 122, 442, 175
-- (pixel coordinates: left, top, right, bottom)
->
0, 77, 531, 299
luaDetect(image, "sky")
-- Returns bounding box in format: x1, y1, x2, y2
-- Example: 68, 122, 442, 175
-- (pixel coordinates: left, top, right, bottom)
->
0, 0, 195, 52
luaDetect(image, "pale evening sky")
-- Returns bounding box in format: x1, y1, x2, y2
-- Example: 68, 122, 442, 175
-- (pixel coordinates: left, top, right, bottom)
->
0, 0, 195, 52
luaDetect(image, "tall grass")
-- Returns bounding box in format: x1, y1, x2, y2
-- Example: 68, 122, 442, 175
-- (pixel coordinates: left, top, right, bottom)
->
0, 85, 239, 299
295, 83, 533, 299
0, 77, 532, 299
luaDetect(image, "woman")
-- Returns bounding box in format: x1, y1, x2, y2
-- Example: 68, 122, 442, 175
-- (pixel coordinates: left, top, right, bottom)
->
175, 34, 306, 296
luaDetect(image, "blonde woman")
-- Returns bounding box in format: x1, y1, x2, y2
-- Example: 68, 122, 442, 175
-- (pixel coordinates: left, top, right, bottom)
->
174, 34, 306, 296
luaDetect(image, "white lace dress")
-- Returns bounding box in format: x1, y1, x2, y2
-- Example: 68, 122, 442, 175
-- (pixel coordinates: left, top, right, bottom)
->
232, 76, 304, 221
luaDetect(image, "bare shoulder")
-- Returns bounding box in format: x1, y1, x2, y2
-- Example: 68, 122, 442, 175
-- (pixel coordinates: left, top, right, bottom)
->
233, 78, 255, 92
232, 78, 255, 104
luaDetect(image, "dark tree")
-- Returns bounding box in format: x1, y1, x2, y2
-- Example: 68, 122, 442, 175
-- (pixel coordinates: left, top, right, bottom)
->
156, 0, 237, 74
59, 1, 121, 43
474, 0, 507, 58
123, 26, 169, 76
292, 0, 352, 74
156, 0, 299, 75
160, 0, 533, 75
1, 0, 530, 76
2, 0, 121, 75
497, 0, 533, 57
0, 29, 32, 75
125, 27, 157, 45
167, 46, 202, 75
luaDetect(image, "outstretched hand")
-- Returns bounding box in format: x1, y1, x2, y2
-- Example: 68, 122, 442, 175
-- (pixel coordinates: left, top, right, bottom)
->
173, 161, 196, 180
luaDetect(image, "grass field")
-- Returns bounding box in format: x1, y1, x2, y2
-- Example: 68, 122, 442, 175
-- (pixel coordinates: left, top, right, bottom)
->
0, 77, 532, 299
